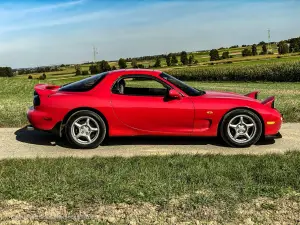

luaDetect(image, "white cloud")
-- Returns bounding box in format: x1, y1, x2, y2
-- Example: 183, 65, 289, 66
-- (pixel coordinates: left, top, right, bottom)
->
1, 0, 86, 15
0, 10, 113, 33
23, 0, 86, 13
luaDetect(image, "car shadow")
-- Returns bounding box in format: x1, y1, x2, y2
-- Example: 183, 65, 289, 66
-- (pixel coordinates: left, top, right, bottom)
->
14, 127, 69, 148
14, 127, 276, 148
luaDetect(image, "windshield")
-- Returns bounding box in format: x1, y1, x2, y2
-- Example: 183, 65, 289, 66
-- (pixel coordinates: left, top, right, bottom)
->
59, 72, 108, 92
160, 72, 205, 96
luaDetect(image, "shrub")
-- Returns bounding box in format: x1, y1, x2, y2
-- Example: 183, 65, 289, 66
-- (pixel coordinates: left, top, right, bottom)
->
38, 75, 45, 80
242, 48, 252, 57
28, 75, 33, 79
118, 58, 127, 69
81, 70, 89, 75
209, 49, 220, 61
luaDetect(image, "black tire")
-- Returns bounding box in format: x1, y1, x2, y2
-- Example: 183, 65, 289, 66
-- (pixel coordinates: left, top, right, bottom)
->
219, 109, 262, 148
65, 110, 107, 149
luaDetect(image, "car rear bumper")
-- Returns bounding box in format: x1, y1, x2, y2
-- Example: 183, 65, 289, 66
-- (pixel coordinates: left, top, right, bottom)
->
27, 106, 58, 131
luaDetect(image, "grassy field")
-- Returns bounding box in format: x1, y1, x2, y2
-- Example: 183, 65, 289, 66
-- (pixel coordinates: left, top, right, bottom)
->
1, 152, 300, 223
1, 75, 300, 127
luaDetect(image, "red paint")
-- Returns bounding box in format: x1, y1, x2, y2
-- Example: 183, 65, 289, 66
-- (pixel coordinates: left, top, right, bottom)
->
27, 69, 282, 138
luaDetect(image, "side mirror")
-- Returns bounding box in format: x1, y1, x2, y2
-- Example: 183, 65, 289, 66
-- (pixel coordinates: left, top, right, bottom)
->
168, 89, 181, 99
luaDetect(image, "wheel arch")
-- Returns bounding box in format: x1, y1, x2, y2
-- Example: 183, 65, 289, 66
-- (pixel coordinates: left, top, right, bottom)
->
217, 107, 265, 137
59, 107, 109, 137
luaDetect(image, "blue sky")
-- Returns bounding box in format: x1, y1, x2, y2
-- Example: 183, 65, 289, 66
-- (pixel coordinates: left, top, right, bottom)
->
0, 0, 299, 68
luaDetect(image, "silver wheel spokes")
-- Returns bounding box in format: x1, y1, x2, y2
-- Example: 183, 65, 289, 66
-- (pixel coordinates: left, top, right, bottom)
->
71, 116, 100, 145
227, 115, 256, 144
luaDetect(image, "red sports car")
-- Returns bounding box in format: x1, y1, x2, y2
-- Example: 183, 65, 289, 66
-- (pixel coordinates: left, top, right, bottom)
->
27, 69, 282, 149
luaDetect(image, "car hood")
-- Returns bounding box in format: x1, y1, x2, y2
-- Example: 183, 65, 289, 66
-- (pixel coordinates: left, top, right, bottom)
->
201, 90, 260, 102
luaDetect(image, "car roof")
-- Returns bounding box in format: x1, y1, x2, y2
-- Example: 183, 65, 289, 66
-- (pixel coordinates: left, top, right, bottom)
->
107, 69, 163, 77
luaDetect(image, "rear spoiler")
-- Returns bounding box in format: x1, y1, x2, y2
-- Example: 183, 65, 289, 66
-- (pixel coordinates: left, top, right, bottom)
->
245, 91, 259, 99
245, 91, 275, 108
261, 96, 275, 108
34, 84, 61, 96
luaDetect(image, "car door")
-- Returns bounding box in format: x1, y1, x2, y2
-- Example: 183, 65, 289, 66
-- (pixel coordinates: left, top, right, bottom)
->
110, 75, 194, 134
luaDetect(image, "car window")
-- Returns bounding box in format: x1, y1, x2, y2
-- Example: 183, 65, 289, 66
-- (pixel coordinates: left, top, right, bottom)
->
112, 75, 168, 97
59, 72, 108, 92
160, 72, 205, 96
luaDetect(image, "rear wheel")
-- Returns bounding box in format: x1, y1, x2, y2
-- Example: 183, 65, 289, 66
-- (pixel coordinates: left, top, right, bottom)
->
65, 110, 106, 149
220, 109, 262, 147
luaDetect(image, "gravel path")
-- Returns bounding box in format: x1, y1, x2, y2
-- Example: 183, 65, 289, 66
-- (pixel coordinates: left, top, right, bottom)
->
0, 123, 299, 159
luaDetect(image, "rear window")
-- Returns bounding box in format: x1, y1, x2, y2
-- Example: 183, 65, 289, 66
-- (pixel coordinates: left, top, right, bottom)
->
59, 72, 108, 92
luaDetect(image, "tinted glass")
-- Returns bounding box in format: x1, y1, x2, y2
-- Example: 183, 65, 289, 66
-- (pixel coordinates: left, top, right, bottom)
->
59, 72, 108, 92
160, 72, 205, 96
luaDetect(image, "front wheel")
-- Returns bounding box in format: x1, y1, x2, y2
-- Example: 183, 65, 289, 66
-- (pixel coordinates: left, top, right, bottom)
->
220, 109, 262, 147
65, 110, 107, 149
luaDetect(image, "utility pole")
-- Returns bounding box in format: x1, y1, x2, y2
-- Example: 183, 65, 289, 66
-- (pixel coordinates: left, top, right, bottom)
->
93, 46, 98, 63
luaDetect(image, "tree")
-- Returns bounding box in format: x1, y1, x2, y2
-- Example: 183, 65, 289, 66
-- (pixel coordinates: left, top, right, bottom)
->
89, 60, 111, 74
180, 51, 188, 65
171, 55, 178, 66
89, 65, 98, 74
153, 57, 161, 68
242, 48, 252, 57
262, 44, 268, 55
75, 65, 81, 75
209, 49, 220, 61
251, 44, 258, 56
222, 51, 230, 59
166, 54, 171, 67
118, 58, 127, 69
278, 41, 289, 54
28, 75, 33, 79
188, 54, 195, 64
98, 60, 111, 72
259, 41, 266, 45
288, 37, 300, 52
294, 44, 300, 52
0, 67, 13, 77
131, 59, 138, 68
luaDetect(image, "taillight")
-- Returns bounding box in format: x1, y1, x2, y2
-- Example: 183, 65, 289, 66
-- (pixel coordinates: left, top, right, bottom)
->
33, 91, 40, 106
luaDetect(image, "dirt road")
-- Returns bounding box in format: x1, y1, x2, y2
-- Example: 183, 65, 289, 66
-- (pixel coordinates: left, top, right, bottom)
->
0, 123, 299, 159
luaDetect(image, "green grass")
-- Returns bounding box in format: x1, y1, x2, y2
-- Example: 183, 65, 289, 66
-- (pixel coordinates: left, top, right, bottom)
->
1, 152, 300, 218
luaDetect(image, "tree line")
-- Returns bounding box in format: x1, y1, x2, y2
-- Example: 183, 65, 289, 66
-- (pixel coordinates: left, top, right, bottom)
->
17, 66, 62, 75
0, 67, 13, 77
